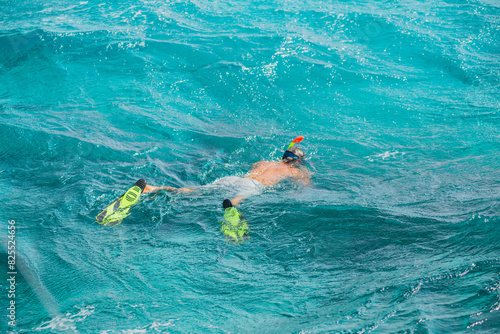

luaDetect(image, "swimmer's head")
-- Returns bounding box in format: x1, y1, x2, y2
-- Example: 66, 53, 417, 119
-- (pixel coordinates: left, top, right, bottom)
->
282, 146, 305, 164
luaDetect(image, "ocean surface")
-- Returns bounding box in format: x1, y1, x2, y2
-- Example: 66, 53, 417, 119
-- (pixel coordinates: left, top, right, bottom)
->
1, 0, 500, 332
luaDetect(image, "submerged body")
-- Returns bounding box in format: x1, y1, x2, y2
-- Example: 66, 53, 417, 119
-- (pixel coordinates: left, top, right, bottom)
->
144, 140, 309, 206
144, 160, 310, 205
97, 139, 309, 229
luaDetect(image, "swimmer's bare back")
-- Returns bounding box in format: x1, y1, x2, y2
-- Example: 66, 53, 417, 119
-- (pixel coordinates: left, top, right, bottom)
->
245, 161, 311, 186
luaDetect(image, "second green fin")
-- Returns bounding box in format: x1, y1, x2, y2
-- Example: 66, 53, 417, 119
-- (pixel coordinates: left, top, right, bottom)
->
220, 199, 249, 243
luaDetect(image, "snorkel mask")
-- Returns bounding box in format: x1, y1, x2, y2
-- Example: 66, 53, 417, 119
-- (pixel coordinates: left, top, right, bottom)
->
282, 136, 305, 164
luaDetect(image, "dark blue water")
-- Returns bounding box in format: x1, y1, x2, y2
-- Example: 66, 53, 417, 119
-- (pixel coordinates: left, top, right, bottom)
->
1, 0, 499, 332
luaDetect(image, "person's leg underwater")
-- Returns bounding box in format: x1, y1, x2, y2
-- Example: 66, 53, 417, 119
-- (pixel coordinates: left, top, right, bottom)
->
229, 195, 246, 206
143, 184, 195, 193
220, 198, 249, 243
216, 172, 269, 241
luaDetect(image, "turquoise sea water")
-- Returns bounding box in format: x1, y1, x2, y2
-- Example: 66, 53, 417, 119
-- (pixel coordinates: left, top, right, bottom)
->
1, 0, 500, 332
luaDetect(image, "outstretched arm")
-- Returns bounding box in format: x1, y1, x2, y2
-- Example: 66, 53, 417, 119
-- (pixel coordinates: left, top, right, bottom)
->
294, 168, 312, 186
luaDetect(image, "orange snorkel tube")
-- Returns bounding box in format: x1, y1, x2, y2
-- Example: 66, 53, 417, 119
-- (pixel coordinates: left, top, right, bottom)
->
282, 136, 305, 162
286, 136, 304, 150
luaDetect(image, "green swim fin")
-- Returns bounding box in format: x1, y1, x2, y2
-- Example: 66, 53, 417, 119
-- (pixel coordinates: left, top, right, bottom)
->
220, 199, 249, 243
96, 179, 147, 226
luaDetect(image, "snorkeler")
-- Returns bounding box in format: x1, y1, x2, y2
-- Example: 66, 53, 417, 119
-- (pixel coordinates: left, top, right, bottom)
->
144, 137, 310, 242
143, 138, 310, 206
95, 136, 310, 238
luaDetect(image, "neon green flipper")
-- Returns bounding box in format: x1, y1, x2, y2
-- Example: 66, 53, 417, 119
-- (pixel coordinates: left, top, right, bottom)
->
220, 199, 249, 243
96, 179, 147, 226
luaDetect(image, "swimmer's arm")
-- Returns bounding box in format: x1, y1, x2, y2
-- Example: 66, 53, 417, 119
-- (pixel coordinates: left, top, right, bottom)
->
293, 169, 312, 186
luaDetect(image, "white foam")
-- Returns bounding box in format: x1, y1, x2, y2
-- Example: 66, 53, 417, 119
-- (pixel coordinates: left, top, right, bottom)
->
35, 306, 95, 332
365, 151, 406, 162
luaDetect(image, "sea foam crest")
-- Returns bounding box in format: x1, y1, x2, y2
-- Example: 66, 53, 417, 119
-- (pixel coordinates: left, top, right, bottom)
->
35, 305, 95, 332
